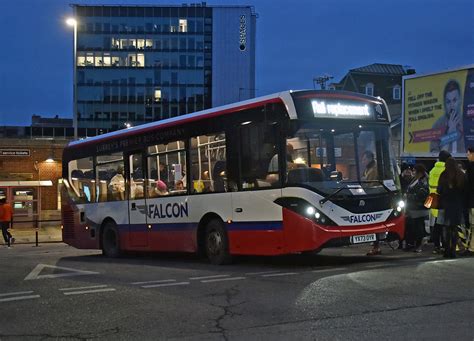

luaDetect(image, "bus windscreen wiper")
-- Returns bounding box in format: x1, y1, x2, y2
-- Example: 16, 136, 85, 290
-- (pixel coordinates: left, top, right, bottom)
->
319, 186, 347, 206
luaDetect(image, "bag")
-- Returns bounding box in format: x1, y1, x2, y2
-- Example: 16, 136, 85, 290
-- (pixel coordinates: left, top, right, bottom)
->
424, 193, 439, 209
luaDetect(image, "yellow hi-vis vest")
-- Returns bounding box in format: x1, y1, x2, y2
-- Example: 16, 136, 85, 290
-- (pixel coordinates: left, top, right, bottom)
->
429, 161, 445, 218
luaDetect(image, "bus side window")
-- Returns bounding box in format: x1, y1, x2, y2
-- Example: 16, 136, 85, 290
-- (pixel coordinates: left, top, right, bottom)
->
96, 152, 125, 202
68, 157, 94, 203
190, 133, 227, 193
240, 121, 281, 189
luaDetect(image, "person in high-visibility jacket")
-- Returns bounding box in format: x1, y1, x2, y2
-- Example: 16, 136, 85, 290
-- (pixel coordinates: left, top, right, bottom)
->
429, 150, 451, 254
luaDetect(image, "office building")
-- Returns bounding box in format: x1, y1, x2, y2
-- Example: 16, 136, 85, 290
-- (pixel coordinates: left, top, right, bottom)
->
72, 3, 257, 130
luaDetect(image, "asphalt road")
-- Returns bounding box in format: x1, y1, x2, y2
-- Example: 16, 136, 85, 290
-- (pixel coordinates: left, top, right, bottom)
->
0, 243, 473, 340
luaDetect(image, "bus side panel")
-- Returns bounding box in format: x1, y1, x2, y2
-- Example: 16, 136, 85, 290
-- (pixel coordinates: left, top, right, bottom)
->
228, 229, 284, 256
148, 229, 197, 252
62, 202, 100, 250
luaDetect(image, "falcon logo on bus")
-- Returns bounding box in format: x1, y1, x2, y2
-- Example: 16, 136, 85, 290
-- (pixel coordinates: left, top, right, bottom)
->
138, 203, 189, 219
341, 213, 383, 224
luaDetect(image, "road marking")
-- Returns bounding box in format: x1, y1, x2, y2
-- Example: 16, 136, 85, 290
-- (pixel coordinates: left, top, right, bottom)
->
131, 279, 176, 285
245, 271, 281, 276
189, 274, 230, 280
63, 288, 116, 296
0, 291, 34, 297
365, 263, 390, 269
24, 264, 99, 280
59, 285, 108, 291
262, 272, 298, 277
201, 277, 246, 283
142, 281, 190, 288
0, 295, 40, 303
311, 267, 347, 273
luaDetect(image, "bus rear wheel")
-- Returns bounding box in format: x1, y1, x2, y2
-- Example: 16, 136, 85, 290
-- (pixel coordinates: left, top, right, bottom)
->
102, 221, 121, 258
205, 219, 232, 265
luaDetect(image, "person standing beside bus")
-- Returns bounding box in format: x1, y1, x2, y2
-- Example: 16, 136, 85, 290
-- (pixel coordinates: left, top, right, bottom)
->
0, 197, 14, 247
429, 150, 451, 254
465, 146, 474, 255
437, 157, 466, 258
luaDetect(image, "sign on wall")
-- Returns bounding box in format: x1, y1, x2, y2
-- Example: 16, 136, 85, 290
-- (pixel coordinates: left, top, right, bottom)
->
0, 149, 30, 156
239, 15, 246, 51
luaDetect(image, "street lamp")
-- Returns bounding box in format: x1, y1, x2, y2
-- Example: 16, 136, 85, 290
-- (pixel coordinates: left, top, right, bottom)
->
66, 17, 78, 140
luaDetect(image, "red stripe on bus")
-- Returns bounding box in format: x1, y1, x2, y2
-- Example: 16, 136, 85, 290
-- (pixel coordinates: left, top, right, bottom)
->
67, 97, 283, 149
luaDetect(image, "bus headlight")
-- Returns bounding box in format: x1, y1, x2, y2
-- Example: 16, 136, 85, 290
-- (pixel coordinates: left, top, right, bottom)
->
306, 206, 316, 216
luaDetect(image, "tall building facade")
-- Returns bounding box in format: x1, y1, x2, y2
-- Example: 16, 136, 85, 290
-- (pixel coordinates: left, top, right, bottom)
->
72, 3, 256, 130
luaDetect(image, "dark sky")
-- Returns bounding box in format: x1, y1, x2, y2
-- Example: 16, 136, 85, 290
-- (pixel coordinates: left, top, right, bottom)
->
0, 0, 472, 125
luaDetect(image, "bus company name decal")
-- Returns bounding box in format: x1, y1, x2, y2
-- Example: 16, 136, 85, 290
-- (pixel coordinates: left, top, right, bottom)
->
146, 202, 189, 219
341, 213, 383, 224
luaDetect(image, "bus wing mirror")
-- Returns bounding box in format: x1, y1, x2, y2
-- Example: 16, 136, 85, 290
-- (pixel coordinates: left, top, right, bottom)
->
330, 171, 342, 181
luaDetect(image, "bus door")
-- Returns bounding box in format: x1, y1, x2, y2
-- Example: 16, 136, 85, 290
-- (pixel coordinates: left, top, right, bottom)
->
126, 151, 149, 247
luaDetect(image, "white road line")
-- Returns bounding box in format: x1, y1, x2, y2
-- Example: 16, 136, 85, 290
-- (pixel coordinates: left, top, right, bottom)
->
142, 281, 190, 288
0, 295, 40, 303
63, 288, 116, 296
201, 277, 246, 283
131, 279, 176, 285
189, 274, 230, 280
0, 291, 34, 297
311, 267, 347, 273
262, 272, 298, 277
245, 271, 281, 276
59, 285, 108, 291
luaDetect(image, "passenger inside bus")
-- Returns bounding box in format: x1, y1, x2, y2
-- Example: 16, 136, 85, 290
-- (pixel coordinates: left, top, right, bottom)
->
361, 150, 378, 181
108, 165, 125, 200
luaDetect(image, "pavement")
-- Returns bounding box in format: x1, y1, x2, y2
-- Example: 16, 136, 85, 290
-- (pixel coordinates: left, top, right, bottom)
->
9, 226, 62, 244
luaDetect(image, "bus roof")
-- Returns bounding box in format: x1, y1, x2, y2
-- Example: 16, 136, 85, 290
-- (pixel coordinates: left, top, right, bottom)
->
65, 89, 385, 150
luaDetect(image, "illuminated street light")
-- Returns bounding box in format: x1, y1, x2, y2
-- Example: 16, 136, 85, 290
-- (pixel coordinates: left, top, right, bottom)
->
66, 18, 77, 26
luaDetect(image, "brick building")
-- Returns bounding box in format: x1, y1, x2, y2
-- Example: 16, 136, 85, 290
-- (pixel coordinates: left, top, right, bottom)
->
0, 139, 66, 226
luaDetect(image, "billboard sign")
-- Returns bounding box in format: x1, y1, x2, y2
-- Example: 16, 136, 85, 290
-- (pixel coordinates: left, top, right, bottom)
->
403, 66, 474, 157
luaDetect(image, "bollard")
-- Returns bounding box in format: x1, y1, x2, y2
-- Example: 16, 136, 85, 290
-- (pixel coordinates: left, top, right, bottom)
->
35, 228, 39, 247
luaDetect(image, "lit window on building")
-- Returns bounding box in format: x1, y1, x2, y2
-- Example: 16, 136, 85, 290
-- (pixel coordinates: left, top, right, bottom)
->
145, 39, 153, 49
154, 89, 162, 102
103, 53, 111, 67
137, 39, 145, 50
112, 56, 120, 67
77, 55, 86, 66
95, 54, 103, 67
179, 19, 188, 32
137, 54, 145, 67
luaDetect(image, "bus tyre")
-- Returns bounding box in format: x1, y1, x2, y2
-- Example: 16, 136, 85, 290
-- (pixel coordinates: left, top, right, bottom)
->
102, 221, 121, 258
205, 219, 232, 265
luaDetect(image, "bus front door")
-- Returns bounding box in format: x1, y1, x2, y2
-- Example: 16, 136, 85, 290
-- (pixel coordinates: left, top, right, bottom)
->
126, 151, 149, 248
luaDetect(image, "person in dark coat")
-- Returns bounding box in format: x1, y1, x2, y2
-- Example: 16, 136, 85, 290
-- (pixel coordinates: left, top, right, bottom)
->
405, 164, 430, 252
465, 146, 474, 254
399, 163, 414, 194
437, 157, 467, 258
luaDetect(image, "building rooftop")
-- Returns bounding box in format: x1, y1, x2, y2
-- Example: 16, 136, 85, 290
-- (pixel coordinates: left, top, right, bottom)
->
349, 63, 408, 76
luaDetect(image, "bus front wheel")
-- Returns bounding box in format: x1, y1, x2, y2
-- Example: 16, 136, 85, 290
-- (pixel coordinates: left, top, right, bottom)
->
102, 221, 121, 258
205, 219, 232, 265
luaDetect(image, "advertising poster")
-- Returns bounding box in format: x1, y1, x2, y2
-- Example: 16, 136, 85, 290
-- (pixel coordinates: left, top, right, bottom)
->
403, 68, 474, 157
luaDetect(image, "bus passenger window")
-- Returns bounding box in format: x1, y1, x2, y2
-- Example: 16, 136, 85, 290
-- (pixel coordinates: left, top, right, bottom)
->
96, 152, 125, 202
190, 134, 226, 193
68, 157, 94, 203
147, 140, 186, 196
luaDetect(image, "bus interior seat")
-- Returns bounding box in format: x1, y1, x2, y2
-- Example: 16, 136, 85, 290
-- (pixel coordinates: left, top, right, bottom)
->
287, 168, 324, 184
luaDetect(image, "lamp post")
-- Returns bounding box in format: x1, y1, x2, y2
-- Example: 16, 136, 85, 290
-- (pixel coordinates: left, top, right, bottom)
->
66, 17, 78, 139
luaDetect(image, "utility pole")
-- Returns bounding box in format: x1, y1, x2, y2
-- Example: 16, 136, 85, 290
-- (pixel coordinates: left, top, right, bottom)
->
313, 75, 334, 90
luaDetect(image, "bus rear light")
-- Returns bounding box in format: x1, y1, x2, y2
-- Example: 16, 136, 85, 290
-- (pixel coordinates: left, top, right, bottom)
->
61, 225, 64, 230
148, 224, 152, 229
85, 226, 89, 230
227, 219, 232, 224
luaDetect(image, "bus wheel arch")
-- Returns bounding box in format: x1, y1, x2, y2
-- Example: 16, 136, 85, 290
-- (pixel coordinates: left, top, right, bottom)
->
100, 218, 121, 258
197, 213, 232, 265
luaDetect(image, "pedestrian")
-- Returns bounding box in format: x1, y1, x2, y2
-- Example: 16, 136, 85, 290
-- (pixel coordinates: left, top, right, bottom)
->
0, 197, 14, 247
464, 146, 474, 255
399, 162, 414, 194
437, 157, 466, 258
404, 164, 430, 252
429, 150, 451, 254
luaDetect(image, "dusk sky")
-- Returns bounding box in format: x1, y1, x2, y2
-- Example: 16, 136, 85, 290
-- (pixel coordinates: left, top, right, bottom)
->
0, 0, 472, 126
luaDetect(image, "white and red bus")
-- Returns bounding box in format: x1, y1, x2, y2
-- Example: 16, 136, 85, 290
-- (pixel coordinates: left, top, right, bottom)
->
62, 90, 405, 264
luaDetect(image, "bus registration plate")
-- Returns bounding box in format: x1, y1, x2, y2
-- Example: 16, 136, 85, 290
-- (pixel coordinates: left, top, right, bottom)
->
351, 233, 376, 244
